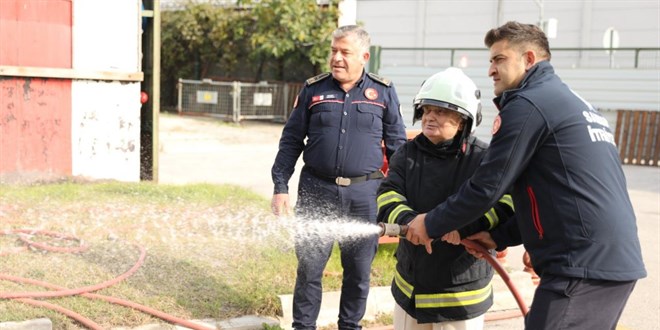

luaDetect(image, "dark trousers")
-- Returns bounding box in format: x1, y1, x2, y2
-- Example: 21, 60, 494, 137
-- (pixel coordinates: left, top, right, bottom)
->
292, 170, 380, 330
525, 274, 637, 330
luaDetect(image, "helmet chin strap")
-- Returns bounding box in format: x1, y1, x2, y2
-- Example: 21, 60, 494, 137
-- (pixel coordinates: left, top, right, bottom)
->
454, 123, 473, 157
475, 103, 483, 127
412, 106, 423, 125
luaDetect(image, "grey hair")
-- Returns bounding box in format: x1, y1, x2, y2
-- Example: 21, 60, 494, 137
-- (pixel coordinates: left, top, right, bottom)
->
332, 25, 370, 52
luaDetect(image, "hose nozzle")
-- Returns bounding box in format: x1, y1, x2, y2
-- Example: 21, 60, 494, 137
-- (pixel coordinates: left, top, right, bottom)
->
378, 223, 408, 237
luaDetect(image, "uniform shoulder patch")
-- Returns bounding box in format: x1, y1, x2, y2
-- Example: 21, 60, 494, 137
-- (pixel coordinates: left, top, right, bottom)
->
367, 72, 391, 87
305, 72, 331, 86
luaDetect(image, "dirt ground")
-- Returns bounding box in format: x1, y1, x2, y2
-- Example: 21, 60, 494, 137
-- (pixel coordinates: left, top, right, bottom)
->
159, 113, 285, 145
158, 113, 303, 202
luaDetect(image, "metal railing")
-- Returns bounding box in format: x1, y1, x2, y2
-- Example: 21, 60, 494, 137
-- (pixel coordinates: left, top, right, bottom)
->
176, 78, 303, 122
369, 46, 660, 72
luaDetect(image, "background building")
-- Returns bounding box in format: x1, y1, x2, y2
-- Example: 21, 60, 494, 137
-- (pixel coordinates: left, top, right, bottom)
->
355, 0, 660, 146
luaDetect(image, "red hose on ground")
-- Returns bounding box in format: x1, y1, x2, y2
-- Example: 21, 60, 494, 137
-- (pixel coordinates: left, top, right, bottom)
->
4, 274, 215, 330
15, 298, 103, 330
0, 229, 215, 330
0, 243, 145, 299
460, 239, 529, 316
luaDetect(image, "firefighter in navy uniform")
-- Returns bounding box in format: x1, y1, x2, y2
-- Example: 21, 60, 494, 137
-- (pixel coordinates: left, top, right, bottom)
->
271, 25, 406, 330
376, 68, 514, 330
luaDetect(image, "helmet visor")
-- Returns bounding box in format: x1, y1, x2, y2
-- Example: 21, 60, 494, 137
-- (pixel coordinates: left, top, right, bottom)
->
415, 99, 471, 120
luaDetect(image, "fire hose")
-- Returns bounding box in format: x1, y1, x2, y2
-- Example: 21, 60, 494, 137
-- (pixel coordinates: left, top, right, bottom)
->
378, 223, 529, 317
0, 229, 215, 330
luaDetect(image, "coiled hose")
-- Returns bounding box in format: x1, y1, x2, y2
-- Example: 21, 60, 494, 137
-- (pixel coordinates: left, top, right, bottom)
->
0, 229, 215, 330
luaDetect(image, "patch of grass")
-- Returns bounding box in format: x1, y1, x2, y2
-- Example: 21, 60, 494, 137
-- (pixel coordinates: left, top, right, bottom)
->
324, 242, 397, 289
0, 180, 266, 207
0, 182, 396, 329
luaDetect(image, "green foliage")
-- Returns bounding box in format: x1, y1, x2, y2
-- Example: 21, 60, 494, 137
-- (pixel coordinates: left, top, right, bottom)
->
248, 0, 337, 66
263, 323, 286, 330
162, 2, 249, 78
0, 181, 266, 207
161, 2, 253, 105
160, 0, 339, 106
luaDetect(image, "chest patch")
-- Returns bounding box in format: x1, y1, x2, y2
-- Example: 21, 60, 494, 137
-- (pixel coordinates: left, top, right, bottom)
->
365, 88, 378, 100
492, 115, 502, 135
311, 94, 337, 102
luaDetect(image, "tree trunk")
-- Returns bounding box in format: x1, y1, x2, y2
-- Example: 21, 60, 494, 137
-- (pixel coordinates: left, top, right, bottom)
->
278, 57, 285, 81
255, 55, 265, 81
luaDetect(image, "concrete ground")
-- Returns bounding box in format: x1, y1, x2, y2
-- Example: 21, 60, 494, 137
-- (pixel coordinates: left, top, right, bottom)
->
157, 113, 659, 330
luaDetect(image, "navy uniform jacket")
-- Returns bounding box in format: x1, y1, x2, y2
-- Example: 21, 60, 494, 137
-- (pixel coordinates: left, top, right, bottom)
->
423, 61, 646, 282
272, 71, 407, 194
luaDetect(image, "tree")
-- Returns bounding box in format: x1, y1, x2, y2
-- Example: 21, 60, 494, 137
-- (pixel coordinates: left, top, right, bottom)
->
162, 2, 249, 78
160, 0, 339, 106
248, 0, 338, 80
161, 1, 251, 105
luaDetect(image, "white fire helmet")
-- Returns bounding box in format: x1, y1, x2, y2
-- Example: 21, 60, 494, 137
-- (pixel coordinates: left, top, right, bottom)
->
413, 67, 482, 136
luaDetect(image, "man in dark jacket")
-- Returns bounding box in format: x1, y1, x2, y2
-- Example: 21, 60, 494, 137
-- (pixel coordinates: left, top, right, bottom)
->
377, 67, 514, 329
271, 25, 407, 330
405, 21, 646, 329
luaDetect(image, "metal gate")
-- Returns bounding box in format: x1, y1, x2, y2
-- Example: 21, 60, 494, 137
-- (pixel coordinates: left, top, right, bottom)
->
615, 110, 660, 166
176, 78, 302, 122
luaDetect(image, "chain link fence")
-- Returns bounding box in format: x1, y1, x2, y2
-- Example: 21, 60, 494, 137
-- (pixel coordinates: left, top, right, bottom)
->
176, 79, 303, 122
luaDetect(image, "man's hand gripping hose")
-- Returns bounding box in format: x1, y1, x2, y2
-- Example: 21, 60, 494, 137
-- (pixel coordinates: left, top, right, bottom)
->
378, 223, 529, 316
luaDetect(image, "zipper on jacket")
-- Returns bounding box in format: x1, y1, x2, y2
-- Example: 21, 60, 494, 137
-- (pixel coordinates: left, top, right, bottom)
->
526, 186, 544, 239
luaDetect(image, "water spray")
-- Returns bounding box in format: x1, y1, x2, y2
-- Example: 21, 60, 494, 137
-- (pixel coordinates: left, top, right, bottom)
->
376, 223, 529, 316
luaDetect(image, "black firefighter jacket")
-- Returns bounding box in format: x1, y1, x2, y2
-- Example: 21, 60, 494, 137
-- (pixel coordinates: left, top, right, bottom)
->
376, 134, 515, 323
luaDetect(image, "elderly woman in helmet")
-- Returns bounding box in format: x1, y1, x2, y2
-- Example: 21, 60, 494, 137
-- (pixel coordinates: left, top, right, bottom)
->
376, 68, 514, 330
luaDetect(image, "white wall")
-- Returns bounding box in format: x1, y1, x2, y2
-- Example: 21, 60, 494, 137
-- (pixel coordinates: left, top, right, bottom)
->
71, 0, 142, 181
358, 0, 659, 48
360, 0, 660, 139
358, 0, 660, 69
73, 0, 141, 71
338, 0, 357, 26
71, 81, 142, 181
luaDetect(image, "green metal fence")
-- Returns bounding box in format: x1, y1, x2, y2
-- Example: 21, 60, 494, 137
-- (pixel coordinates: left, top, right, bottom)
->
369, 46, 660, 73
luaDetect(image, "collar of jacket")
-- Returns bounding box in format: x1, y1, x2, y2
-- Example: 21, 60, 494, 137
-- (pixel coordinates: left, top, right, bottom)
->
331, 70, 367, 90
413, 134, 461, 159
493, 60, 554, 111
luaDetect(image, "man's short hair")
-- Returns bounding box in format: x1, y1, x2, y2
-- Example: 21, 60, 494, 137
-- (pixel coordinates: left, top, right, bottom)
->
333, 25, 370, 53
484, 21, 551, 60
